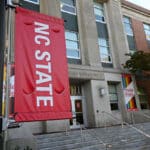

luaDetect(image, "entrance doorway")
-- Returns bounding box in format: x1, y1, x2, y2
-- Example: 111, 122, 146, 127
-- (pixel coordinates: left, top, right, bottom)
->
70, 96, 84, 129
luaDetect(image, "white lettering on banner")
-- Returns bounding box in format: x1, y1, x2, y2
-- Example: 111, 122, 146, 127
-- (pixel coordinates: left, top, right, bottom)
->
37, 96, 53, 107
34, 21, 54, 107
35, 50, 51, 61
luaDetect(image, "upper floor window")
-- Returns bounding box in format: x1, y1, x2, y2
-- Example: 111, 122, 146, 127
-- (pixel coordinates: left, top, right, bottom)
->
65, 31, 80, 59
123, 16, 136, 52
98, 38, 112, 63
60, 0, 76, 15
123, 16, 133, 36
24, 0, 39, 4
94, 3, 105, 23
108, 83, 119, 111
143, 23, 150, 41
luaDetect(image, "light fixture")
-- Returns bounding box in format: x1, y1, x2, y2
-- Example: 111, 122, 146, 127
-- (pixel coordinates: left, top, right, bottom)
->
99, 88, 105, 96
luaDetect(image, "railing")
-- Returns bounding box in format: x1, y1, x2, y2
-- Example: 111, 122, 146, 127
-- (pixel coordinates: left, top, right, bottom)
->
81, 125, 108, 149
65, 112, 150, 149
101, 111, 150, 138
65, 120, 109, 149
136, 111, 150, 120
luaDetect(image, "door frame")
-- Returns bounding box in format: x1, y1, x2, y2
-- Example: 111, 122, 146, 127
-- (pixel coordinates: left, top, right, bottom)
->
70, 96, 85, 129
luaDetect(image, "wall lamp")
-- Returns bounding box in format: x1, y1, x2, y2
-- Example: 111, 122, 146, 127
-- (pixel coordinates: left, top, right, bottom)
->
99, 88, 105, 96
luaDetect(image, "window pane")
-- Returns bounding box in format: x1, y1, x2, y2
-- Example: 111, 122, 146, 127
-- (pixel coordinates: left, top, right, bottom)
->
67, 49, 80, 58
94, 8, 103, 17
99, 38, 108, 46
60, 0, 76, 14
61, 4, 76, 14
101, 54, 111, 62
123, 16, 133, 35
123, 17, 130, 24
61, 0, 75, 6
65, 31, 78, 41
100, 47, 109, 55
110, 94, 118, 101
124, 23, 133, 35
94, 3, 105, 22
65, 31, 80, 59
108, 85, 116, 93
24, 0, 39, 4
108, 84, 119, 110
98, 38, 111, 63
145, 30, 150, 40
66, 40, 78, 49
144, 24, 150, 30
111, 103, 119, 110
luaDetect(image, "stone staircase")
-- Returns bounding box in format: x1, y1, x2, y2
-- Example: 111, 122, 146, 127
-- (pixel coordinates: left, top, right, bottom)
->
35, 122, 150, 150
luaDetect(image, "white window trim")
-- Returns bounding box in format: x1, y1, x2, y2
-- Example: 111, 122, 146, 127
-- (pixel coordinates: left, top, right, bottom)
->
24, 0, 39, 4
60, 2, 76, 15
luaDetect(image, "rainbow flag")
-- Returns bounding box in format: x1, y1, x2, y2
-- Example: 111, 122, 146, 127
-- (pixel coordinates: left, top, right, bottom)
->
122, 74, 137, 111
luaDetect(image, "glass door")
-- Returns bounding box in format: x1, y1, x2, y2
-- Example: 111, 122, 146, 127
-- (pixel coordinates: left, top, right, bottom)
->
70, 96, 84, 129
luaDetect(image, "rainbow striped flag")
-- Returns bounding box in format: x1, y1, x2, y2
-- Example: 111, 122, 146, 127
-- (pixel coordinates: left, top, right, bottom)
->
122, 74, 137, 111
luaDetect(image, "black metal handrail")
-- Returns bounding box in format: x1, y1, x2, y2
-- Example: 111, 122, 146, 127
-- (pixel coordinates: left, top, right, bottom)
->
101, 111, 150, 138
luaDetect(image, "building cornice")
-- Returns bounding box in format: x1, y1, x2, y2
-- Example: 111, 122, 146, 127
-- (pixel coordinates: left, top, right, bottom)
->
121, 0, 150, 17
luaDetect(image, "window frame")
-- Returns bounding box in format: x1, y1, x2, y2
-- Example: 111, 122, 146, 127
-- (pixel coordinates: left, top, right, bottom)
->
143, 23, 150, 41
123, 16, 137, 52
65, 31, 80, 59
123, 16, 134, 36
98, 38, 112, 63
108, 83, 119, 111
60, 1, 76, 15
24, 0, 39, 4
94, 2, 106, 23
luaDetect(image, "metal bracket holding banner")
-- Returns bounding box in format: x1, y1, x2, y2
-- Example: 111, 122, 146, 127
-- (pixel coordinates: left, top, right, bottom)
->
2, 118, 8, 131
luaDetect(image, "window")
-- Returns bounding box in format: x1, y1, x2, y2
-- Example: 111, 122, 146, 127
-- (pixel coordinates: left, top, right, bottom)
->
94, 3, 105, 23
20, 0, 39, 11
98, 38, 112, 63
123, 16, 133, 36
60, 0, 80, 62
108, 84, 119, 110
94, 2, 112, 65
138, 88, 149, 110
123, 16, 136, 52
143, 23, 150, 47
70, 84, 82, 96
24, 0, 39, 4
60, 0, 76, 15
65, 31, 80, 59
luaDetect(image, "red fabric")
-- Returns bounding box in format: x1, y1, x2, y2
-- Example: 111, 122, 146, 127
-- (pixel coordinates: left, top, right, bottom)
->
14, 7, 72, 122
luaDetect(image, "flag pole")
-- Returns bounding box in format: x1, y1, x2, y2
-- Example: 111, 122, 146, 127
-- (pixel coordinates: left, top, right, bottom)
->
0, 0, 6, 135
3, 0, 18, 149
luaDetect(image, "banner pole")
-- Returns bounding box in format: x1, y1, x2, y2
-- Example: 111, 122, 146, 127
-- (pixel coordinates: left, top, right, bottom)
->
0, 0, 6, 134
0, 1, 6, 149
3, 4, 13, 150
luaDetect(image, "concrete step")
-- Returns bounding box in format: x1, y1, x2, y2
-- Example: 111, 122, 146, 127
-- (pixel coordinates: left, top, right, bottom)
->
35, 122, 150, 150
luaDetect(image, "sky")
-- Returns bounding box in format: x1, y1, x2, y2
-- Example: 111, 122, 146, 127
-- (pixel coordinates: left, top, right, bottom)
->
127, 0, 150, 10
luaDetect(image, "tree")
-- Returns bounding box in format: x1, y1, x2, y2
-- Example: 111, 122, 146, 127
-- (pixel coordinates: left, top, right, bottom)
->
124, 51, 150, 75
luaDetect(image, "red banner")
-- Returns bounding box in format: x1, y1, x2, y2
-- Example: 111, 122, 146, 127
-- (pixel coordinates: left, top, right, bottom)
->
14, 7, 72, 122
